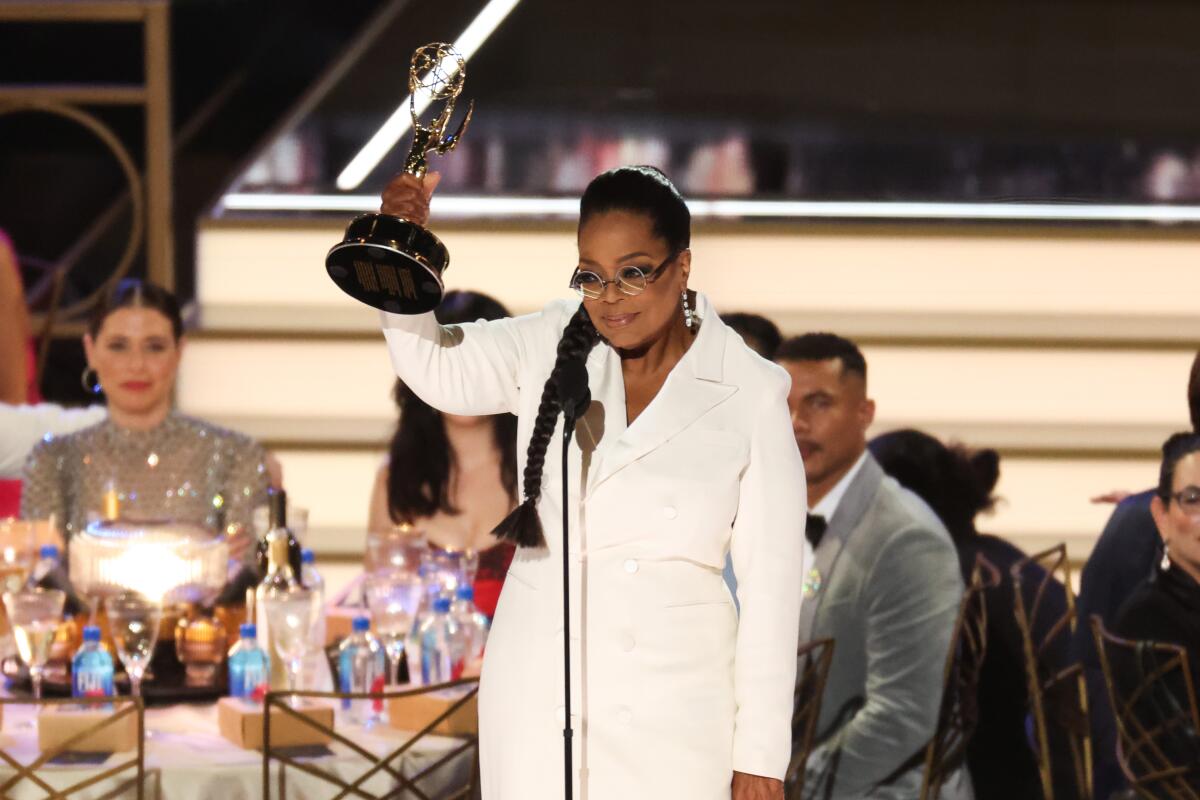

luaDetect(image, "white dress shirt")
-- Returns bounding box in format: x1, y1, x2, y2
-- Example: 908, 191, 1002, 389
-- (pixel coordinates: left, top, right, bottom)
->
811, 449, 870, 521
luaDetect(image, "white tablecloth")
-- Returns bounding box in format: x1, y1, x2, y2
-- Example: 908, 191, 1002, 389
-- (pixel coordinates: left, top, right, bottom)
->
0, 700, 473, 799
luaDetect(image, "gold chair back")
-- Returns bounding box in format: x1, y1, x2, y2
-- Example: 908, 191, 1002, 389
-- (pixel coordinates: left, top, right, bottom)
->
0, 695, 145, 799
918, 555, 999, 800
785, 637, 835, 800
262, 677, 480, 800
1091, 617, 1200, 800
1012, 543, 1093, 800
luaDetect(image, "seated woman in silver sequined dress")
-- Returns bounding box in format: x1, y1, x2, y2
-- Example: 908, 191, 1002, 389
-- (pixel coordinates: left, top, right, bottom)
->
20, 280, 272, 559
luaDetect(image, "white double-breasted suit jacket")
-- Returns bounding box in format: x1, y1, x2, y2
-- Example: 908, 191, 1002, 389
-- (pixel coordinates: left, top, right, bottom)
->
381, 293, 808, 799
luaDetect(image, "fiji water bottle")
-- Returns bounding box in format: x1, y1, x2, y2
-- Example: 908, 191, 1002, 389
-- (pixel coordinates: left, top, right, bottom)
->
451, 585, 490, 674
337, 617, 386, 724
227, 623, 271, 701
418, 597, 466, 684
71, 625, 114, 699
29, 545, 60, 587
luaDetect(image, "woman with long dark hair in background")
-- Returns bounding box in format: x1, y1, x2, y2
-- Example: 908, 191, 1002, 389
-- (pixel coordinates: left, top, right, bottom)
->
368, 289, 518, 617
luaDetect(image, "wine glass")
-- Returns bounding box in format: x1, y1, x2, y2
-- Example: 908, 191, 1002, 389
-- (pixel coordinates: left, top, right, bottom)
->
263, 588, 313, 705
364, 571, 423, 686
105, 592, 163, 698
3, 588, 65, 699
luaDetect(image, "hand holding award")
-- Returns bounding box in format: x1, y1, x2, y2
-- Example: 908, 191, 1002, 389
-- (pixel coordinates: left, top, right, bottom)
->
326, 43, 473, 314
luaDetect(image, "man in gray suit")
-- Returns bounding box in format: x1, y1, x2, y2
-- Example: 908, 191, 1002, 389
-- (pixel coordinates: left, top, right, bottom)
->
778, 334, 966, 799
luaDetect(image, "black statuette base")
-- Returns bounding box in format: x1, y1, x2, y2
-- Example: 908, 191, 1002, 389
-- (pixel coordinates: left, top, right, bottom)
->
325, 213, 449, 315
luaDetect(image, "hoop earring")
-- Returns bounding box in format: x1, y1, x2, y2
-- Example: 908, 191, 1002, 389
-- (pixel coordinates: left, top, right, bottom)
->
1162, 542, 1172, 571
681, 290, 694, 330
80, 366, 102, 395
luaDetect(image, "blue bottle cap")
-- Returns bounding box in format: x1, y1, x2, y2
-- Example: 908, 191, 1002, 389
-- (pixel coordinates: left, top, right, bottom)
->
82, 625, 101, 642
301, 549, 315, 564
39, 545, 58, 559
239, 623, 257, 639
455, 584, 474, 601
433, 597, 452, 613
352, 616, 371, 632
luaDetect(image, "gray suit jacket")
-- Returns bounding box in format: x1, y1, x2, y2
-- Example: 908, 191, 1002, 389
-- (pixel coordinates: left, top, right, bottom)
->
798, 454, 967, 799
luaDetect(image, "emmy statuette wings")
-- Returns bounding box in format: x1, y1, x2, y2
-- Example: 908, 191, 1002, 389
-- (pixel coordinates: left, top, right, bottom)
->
326, 43, 474, 314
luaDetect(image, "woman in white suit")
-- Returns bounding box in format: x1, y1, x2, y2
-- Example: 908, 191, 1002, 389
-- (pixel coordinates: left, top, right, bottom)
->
379, 166, 807, 800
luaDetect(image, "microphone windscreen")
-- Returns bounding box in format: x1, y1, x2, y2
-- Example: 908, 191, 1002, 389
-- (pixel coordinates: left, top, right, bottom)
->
558, 359, 591, 420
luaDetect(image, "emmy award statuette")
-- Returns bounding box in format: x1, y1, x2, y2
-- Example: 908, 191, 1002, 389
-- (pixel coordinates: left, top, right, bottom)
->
326, 43, 473, 314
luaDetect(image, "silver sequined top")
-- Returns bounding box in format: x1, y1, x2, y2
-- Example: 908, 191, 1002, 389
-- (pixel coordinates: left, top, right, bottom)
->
20, 411, 270, 544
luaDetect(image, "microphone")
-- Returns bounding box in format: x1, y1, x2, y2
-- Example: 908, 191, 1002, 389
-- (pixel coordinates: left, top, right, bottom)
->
558, 359, 591, 424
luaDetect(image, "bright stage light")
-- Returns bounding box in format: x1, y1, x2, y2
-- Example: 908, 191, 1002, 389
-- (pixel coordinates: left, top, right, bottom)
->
335, 0, 522, 191
220, 192, 1200, 224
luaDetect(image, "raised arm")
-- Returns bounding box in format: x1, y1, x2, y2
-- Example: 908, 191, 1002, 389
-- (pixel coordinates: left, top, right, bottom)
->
381, 306, 557, 417
730, 369, 808, 781
375, 171, 565, 416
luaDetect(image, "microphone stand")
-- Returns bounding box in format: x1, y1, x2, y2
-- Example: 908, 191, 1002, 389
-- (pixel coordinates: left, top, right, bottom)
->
557, 358, 589, 800
560, 412, 577, 800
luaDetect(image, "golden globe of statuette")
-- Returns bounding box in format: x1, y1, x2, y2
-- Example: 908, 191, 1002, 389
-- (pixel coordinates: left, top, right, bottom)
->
326, 42, 474, 314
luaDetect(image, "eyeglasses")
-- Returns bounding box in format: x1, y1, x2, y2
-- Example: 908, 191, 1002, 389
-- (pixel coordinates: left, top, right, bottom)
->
568, 251, 679, 300
1168, 486, 1200, 515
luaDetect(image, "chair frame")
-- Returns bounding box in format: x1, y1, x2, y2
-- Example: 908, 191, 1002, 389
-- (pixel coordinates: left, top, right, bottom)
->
785, 637, 835, 800
0, 694, 145, 800
918, 555, 1000, 800
262, 677, 480, 800
1012, 542, 1094, 800
1091, 616, 1200, 800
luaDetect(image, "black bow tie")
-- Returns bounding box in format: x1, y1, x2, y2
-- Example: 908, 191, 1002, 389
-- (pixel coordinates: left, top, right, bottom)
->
806, 513, 828, 549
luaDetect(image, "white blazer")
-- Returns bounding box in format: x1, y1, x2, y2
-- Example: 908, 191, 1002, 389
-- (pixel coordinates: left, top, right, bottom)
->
382, 293, 808, 799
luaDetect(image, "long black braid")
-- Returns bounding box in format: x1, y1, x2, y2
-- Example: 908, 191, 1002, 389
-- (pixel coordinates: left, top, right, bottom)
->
493, 164, 690, 548
492, 305, 600, 547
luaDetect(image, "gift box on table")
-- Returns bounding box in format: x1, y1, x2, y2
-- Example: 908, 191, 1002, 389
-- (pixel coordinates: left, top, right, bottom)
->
217, 696, 334, 750
387, 686, 477, 736
38, 703, 137, 753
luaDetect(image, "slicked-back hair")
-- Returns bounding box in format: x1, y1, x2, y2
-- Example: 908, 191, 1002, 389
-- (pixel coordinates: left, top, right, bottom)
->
775, 332, 867, 382
88, 279, 183, 341
1157, 431, 1200, 504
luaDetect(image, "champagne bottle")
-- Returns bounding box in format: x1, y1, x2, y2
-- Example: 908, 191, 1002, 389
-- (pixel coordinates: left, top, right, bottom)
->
254, 488, 302, 689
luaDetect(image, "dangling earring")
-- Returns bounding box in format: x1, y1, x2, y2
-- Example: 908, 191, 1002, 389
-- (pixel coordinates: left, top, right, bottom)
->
681, 290, 694, 330
1162, 542, 1172, 571
80, 366, 102, 395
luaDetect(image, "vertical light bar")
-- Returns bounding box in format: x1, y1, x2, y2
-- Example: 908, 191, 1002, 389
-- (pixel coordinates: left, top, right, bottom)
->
335, 0, 522, 191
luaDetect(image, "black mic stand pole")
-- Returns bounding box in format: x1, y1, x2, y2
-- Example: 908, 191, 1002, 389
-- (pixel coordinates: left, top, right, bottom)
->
560, 411, 577, 800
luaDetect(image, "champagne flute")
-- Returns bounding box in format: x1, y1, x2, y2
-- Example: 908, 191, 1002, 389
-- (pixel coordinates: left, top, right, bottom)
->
263, 588, 313, 706
3, 588, 65, 700
105, 592, 163, 698
365, 571, 422, 685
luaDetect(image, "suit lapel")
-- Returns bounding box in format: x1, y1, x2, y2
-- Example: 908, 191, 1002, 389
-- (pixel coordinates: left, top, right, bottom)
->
586, 294, 736, 495
798, 455, 885, 641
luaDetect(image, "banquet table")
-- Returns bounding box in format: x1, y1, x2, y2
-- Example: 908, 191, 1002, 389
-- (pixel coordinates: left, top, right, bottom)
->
0, 699, 474, 799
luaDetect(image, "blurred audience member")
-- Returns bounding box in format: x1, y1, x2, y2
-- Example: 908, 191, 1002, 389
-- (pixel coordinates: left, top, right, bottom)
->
21, 280, 271, 562
0, 231, 35, 405
367, 290, 517, 618
1111, 431, 1200, 788
0, 232, 40, 516
1077, 348, 1200, 798
723, 311, 782, 360
1, 403, 107, 478
870, 428, 1069, 800
778, 334, 965, 799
